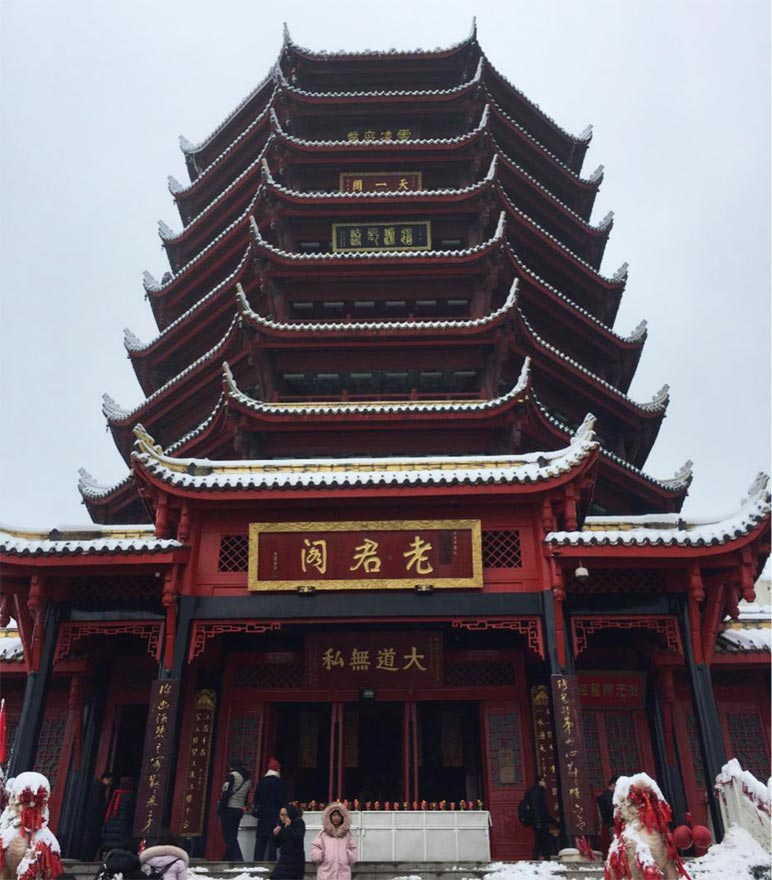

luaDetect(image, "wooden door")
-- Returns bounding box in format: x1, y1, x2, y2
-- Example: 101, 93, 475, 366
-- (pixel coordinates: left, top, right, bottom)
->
481, 701, 532, 859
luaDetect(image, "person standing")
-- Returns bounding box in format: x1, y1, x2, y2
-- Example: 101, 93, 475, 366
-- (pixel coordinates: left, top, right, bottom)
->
218, 758, 250, 861
270, 804, 306, 880
524, 776, 558, 861
252, 757, 285, 861
597, 776, 618, 857
311, 803, 357, 880
83, 771, 112, 860
102, 777, 136, 855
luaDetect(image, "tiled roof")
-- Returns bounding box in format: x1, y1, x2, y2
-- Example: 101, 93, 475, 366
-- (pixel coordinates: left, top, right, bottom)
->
0, 524, 182, 557
546, 473, 770, 548
131, 411, 599, 493
0, 630, 23, 663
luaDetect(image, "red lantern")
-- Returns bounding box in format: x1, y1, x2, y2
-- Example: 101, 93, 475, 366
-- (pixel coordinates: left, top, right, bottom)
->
672, 825, 693, 850
692, 825, 712, 849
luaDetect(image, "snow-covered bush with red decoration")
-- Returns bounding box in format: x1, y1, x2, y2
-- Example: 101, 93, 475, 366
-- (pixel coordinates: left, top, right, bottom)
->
604, 773, 690, 880
0, 773, 61, 880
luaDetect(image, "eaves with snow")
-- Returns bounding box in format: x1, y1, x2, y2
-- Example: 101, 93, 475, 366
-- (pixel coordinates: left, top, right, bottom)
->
0, 524, 183, 558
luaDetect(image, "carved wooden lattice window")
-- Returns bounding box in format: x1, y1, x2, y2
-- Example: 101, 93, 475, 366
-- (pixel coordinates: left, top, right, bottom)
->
486, 710, 524, 787
582, 712, 604, 792
684, 706, 707, 789
604, 712, 640, 777
482, 530, 522, 568
227, 710, 261, 780
444, 661, 516, 687
34, 717, 67, 790
218, 535, 249, 572
726, 710, 771, 780
233, 663, 304, 689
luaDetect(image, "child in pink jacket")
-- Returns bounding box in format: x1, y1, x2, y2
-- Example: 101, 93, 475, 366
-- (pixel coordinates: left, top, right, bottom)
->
311, 803, 357, 880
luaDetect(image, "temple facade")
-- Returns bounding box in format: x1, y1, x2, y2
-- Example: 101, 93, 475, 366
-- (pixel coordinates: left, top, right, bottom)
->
1, 25, 769, 861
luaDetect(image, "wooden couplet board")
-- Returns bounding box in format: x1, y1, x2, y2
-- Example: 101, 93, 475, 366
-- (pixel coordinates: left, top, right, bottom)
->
530, 685, 561, 824
248, 519, 482, 591
133, 679, 181, 838
550, 674, 597, 837
180, 689, 217, 837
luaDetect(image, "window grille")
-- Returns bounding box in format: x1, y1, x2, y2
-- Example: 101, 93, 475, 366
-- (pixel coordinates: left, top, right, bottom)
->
218, 534, 249, 572
233, 663, 305, 689
727, 710, 771, 780
482, 530, 522, 568
444, 661, 516, 687
684, 706, 707, 788
227, 710, 261, 779
582, 713, 604, 791
34, 717, 67, 790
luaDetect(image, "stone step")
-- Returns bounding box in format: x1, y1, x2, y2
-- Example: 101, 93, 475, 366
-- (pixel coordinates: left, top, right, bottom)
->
63, 860, 606, 880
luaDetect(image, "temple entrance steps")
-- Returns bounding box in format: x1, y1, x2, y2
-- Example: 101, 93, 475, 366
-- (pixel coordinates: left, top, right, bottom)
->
62, 860, 607, 880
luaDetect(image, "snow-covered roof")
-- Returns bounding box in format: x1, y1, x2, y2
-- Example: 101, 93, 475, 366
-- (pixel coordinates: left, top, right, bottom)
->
273, 55, 484, 100
717, 622, 771, 654
530, 391, 691, 495
236, 277, 519, 335
547, 472, 770, 548
107, 316, 242, 425
0, 524, 183, 557
518, 311, 668, 415
0, 630, 23, 663
270, 103, 490, 150
78, 468, 135, 501
223, 355, 530, 418
131, 411, 599, 494
248, 206, 506, 263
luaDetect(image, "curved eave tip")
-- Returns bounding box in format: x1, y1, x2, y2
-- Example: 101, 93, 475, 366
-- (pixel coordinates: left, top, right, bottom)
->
283, 22, 292, 46
470, 17, 477, 40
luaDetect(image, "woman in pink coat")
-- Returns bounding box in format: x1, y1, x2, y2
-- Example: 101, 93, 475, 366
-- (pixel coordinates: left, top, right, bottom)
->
311, 803, 357, 880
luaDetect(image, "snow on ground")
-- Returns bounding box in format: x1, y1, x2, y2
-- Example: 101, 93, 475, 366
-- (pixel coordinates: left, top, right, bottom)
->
482, 861, 565, 879
687, 826, 771, 880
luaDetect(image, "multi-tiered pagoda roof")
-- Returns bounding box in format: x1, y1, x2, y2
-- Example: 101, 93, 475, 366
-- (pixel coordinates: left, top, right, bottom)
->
83, 24, 693, 526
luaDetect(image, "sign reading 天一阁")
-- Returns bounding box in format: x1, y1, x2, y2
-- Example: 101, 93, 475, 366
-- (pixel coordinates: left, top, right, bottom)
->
248, 519, 482, 591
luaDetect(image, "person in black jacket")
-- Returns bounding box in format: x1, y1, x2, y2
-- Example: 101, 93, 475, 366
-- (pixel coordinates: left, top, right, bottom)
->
83, 771, 113, 860
596, 776, 617, 856
253, 758, 285, 861
270, 804, 306, 880
524, 776, 558, 860
102, 778, 137, 854
96, 839, 146, 880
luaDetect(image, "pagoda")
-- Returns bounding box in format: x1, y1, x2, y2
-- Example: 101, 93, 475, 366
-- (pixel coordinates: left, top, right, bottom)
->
1, 24, 769, 862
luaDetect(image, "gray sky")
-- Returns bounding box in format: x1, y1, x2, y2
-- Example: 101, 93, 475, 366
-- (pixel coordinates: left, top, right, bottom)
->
1, 0, 769, 528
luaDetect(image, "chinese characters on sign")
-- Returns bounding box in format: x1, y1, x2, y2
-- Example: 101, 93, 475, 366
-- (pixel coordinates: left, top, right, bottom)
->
550, 675, 596, 837
577, 673, 645, 709
248, 520, 482, 591
339, 172, 423, 193
344, 128, 414, 142
180, 690, 216, 838
306, 632, 442, 688
530, 685, 561, 823
332, 221, 431, 253
133, 679, 181, 839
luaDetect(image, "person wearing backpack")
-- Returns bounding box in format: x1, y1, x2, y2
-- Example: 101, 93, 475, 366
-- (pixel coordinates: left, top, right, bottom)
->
218, 758, 250, 861
139, 830, 189, 880
95, 839, 146, 880
523, 776, 558, 860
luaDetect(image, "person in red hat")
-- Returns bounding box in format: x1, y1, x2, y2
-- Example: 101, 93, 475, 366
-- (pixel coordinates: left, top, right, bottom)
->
252, 758, 285, 862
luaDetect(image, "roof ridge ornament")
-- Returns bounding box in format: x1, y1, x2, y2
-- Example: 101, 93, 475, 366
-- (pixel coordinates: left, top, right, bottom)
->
167, 175, 184, 195
123, 328, 146, 352
282, 22, 292, 46
158, 219, 176, 241
659, 459, 694, 489
578, 124, 593, 143
572, 412, 597, 445
626, 319, 648, 342
589, 164, 605, 183
179, 134, 195, 155
745, 472, 771, 506
102, 393, 129, 420
485, 153, 498, 181
649, 384, 670, 407
598, 211, 614, 230
133, 423, 165, 456
470, 17, 477, 40
260, 157, 275, 184
143, 271, 161, 292
612, 262, 629, 283
77, 468, 110, 492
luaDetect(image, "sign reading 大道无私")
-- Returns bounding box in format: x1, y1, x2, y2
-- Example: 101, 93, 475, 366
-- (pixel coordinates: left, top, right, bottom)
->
248, 519, 482, 591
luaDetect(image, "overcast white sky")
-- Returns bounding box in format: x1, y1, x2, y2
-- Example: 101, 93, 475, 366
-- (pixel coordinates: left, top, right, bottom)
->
0, 0, 769, 529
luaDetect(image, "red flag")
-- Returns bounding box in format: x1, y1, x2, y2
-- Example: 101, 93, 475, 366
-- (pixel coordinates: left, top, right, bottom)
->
0, 698, 7, 764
